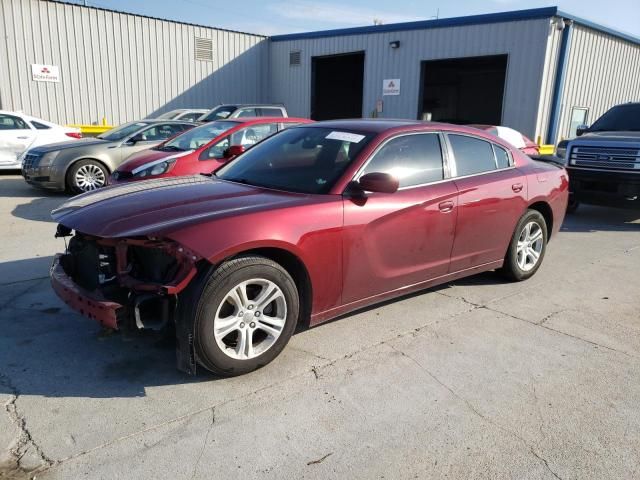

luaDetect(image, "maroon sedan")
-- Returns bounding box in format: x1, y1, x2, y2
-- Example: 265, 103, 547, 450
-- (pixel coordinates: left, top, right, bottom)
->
50, 120, 568, 376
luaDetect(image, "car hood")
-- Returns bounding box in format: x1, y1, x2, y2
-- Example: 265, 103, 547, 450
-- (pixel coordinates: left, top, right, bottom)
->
29, 137, 111, 153
577, 131, 640, 142
51, 175, 316, 238
118, 149, 193, 172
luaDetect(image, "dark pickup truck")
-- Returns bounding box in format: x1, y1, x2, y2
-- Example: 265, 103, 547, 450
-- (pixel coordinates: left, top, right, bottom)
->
558, 103, 640, 212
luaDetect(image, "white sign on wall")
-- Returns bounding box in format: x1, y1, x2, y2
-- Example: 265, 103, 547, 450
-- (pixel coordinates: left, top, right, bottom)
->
31, 64, 60, 83
382, 78, 400, 96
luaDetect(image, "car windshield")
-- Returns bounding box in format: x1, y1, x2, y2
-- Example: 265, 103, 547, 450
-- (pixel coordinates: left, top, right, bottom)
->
158, 121, 238, 151
98, 122, 149, 141
215, 126, 375, 194
200, 106, 237, 122
590, 104, 640, 132
156, 110, 180, 119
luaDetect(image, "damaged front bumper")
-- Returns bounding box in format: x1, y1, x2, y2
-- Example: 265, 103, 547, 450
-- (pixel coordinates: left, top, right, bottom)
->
51, 253, 125, 329
50, 233, 202, 374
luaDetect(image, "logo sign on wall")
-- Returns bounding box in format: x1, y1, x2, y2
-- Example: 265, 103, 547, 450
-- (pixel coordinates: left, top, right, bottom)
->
382, 78, 400, 96
31, 64, 60, 83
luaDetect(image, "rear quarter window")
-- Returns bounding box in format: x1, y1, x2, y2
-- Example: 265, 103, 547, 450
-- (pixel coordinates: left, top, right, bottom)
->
492, 144, 511, 169
30, 121, 51, 130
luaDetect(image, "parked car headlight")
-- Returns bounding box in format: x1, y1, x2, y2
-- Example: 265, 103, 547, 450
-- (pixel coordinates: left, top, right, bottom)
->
133, 159, 176, 178
39, 151, 60, 167
555, 140, 569, 159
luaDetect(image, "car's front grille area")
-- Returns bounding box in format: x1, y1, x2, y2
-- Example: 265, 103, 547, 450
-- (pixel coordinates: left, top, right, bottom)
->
22, 152, 42, 170
112, 170, 133, 181
569, 145, 640, 171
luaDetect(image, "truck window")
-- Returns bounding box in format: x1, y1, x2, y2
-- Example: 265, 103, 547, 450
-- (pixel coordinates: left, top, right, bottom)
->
590, 104, 640, 132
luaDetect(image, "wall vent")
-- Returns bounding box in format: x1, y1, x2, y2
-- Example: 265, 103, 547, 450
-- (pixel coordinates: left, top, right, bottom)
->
289, 50, 301, 66
195, 37, 213, 61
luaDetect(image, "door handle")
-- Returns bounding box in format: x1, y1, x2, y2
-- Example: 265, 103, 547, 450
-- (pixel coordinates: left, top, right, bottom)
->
512, 183, 523, 193
16, 136, 30, 139
438, 201, 454, 213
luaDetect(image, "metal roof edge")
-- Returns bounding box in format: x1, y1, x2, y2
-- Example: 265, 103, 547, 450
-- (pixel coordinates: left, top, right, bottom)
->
270, 7, 560, 41
44, 0, 268, 38
556, 10, 640, 46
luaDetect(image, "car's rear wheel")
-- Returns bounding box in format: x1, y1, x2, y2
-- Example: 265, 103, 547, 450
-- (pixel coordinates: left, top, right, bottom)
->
193, 255, 299, 376
67, 159, 108, 194
501, 209, 548, 281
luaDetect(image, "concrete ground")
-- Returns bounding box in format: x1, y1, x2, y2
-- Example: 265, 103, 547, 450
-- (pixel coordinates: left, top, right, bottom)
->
0, 171, 639, 480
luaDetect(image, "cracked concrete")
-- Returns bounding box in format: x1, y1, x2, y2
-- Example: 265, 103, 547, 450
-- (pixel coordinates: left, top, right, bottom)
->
0, 373, 52, 479
1, 173, 640, 479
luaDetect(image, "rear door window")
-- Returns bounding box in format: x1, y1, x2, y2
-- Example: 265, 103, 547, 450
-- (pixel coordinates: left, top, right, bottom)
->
360, 133, 444, 188
448, 134, 497, 177
230, 124, 279, 148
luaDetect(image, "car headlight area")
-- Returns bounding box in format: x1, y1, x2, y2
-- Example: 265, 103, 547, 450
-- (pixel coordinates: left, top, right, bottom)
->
132, 159, 177, 178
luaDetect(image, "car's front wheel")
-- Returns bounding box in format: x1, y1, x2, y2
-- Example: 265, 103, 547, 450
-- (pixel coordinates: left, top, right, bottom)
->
501, 209, 548, 281
67, 159, 109, 194
193, 255, 299, 376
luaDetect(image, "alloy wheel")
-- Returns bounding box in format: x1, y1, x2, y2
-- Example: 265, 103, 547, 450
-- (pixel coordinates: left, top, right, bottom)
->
516, 221, 544, 272
213, 278, 287, 360
75, 164, 106, 191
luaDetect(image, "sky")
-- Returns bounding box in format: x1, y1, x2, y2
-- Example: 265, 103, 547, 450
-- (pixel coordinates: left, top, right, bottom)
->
62, 0, 640, 37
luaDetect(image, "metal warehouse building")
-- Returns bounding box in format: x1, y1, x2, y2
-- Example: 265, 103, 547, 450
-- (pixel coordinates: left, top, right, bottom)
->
1, 0, 639, 144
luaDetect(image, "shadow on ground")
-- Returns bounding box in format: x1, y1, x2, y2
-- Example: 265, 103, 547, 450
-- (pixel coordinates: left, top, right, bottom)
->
561, 204, 640, 232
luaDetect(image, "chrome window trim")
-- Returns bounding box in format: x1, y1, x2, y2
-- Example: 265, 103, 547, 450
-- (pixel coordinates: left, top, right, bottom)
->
445, 132, 516, 180
351, 131, 450, 191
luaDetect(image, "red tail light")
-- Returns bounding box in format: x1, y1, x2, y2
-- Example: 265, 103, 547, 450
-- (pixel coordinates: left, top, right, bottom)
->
66, 132, 82, 139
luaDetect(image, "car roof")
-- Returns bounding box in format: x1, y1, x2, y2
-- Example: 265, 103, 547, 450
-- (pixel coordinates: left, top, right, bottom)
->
137, 119, 197, 124
305, 119, 471, 133
218, 117, 310, 125
168, 108, 209, 112
217, 104, 285, 108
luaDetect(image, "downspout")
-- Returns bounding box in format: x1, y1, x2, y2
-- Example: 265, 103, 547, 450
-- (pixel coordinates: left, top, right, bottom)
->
546, 18, 574, 144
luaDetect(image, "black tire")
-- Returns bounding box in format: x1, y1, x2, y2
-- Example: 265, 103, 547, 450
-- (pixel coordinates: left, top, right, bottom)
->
66, 159, 109, 194
191, 255, 299, 377
566, 196, 579, 214
501, 209, 548, 281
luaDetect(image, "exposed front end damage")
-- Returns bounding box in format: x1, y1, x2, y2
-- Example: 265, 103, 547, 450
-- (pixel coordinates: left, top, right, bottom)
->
51, 225, 201, 374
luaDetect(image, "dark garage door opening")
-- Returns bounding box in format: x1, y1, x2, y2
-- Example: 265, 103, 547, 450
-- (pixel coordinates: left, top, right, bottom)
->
311, 52, 364, 120
419, 55, 508, 125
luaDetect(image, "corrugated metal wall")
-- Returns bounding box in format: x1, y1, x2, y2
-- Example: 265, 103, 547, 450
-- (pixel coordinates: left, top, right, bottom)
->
0, 0, 268, 125
269, 18, 552, 138
556, 24, 640, 140
534, 20, 563, 143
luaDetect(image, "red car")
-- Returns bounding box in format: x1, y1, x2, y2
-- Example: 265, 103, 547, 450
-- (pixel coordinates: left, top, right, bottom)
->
471, 125, 540, 156
50, 120, 568, 376
111, 117, 312, 182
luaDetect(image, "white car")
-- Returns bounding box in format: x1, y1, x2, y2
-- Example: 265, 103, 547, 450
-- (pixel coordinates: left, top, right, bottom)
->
0, 111, 81, 169
153, 109, 209, 122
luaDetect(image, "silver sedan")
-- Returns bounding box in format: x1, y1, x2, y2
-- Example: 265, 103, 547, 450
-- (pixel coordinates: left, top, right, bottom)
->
21, 120, 195, 193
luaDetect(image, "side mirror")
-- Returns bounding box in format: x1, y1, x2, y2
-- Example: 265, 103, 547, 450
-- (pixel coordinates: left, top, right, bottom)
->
223, 145, 245, 159
576, 124, 589, 137
127, 133, 145, 145
358, 172, 399, 194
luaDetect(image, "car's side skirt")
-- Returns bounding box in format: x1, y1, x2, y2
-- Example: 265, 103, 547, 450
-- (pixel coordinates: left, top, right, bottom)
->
310, 259, 504, 326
